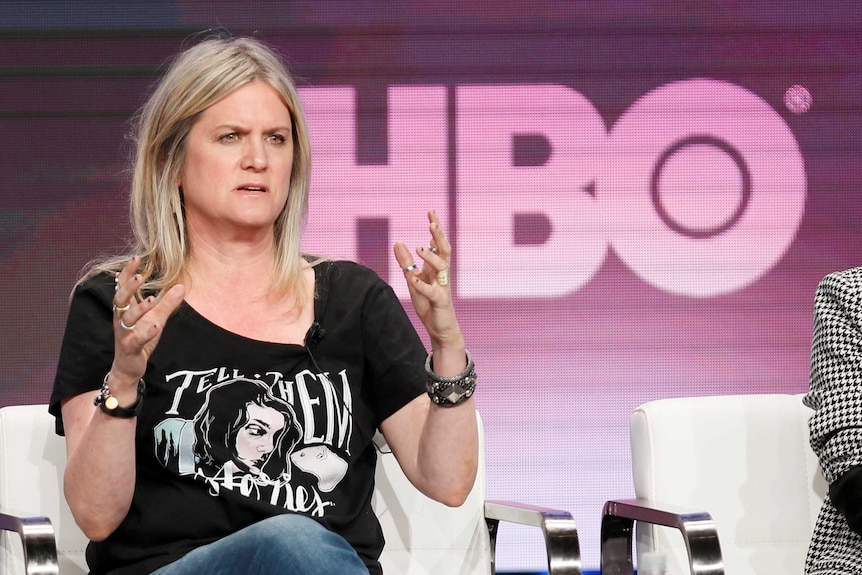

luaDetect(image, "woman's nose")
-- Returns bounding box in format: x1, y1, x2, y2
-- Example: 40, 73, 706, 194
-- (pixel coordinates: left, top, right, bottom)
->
242, 139, 267, 171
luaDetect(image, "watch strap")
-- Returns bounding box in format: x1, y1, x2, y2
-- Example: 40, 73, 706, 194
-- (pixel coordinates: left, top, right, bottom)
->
94, 374, 146, 418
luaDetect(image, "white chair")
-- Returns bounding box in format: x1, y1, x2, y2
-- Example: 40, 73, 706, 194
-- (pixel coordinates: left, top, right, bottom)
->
600, 393, 827, 575
0, 404, 581, 575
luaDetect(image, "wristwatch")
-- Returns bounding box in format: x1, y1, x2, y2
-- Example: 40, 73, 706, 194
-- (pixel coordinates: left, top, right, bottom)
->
94, 374, 146, 418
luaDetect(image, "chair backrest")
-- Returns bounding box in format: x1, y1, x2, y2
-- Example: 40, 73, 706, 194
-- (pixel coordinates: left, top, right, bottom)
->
0, 405, 491, 575
0, 404, 87, 574
373, 413, 491, 575
630, 393, 827, 575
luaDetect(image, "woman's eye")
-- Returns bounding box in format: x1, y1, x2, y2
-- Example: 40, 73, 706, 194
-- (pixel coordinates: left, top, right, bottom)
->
219, 132, 239, 142
267, 133, 287, 144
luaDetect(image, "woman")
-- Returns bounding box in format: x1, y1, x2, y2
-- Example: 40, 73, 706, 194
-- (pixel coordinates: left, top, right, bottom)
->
805, 267, 862, 574
50, 35, 478, 575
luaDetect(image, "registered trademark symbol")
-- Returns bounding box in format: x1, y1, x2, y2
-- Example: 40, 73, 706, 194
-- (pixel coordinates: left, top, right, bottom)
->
784, 84, 812, 114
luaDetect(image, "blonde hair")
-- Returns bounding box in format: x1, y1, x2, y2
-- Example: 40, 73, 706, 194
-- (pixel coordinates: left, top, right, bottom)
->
82, 35, 316, 304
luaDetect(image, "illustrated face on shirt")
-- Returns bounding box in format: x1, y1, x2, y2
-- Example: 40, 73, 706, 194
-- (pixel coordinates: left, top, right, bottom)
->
154, 372, 351, 513
236, 402, 287, 474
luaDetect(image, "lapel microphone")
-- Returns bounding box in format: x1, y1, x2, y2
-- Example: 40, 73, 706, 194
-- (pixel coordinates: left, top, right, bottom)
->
305, 322, 327, 348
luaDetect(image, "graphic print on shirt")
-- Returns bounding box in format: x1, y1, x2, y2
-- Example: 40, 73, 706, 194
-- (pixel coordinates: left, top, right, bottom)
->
153, 367, 353, 516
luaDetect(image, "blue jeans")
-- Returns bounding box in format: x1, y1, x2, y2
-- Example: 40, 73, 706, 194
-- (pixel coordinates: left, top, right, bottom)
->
150, 514, 370, 575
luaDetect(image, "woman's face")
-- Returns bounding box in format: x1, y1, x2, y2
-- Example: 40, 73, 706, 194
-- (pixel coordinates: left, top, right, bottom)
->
235, 401, 287, 472
178, 80, 294, 243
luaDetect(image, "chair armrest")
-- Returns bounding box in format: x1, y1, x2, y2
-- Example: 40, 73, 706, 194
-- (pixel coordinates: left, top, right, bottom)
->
0, 511, 59, 575
484, 499, 581, 575
600, 498, 723, 575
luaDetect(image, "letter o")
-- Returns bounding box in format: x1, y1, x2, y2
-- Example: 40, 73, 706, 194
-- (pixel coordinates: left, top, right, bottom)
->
598, 78, 807, 297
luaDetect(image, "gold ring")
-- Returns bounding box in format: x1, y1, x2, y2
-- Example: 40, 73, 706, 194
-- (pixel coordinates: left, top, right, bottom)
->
436, 268, 450, 286
429, 246, 439, 255
113, 302, 131, 316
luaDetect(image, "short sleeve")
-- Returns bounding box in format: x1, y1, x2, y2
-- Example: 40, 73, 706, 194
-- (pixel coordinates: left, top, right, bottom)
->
49, 273, 116, 435
360, 279, 427, 422
313, 261, 428, 424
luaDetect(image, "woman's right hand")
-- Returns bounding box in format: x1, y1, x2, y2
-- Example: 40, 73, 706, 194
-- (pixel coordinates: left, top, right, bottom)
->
61, 257, 186, 540
108, 256, 186, 403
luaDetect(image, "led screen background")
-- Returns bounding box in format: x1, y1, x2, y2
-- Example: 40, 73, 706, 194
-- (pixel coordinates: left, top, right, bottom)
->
1, 1, 860, 571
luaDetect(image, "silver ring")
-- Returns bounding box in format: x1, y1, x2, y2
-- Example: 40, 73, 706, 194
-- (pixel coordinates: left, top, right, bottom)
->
429, 246, 439, 255
113, 302, 131, 316
119, 318, 137, 331
436, 268, 450, 286
403, 263, 418, 273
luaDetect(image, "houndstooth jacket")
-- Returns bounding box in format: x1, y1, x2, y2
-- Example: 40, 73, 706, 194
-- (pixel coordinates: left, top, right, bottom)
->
804, 267, 862, 574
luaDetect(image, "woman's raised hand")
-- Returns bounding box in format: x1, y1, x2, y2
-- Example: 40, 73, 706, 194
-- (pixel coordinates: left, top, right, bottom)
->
393, 211, 463, 351
109, 256, 186, 390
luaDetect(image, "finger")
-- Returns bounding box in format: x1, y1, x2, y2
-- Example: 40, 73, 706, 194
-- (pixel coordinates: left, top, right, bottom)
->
415, 243, 451, 289
393, 241, 412, 268
427, 211, 441, 254
428, 211, 451, 257
114, 256, 142, 308
394, 241, 421, 277
117, 256, 141, 286
417, 245, 446, 270
115, 295, 154, 333
159, 284, 187, 317
114, 276, 144, 326
118, 284, 186, 335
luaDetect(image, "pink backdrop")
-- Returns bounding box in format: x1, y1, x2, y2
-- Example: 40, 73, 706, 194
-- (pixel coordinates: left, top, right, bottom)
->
1, 2, 860, 570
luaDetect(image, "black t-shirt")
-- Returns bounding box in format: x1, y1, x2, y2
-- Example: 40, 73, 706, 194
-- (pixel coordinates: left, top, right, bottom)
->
49, 261, 427, 575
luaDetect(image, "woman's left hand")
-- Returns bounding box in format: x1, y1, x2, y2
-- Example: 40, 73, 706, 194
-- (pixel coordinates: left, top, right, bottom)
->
389, 210, 477, 506
394, 210, 463, 351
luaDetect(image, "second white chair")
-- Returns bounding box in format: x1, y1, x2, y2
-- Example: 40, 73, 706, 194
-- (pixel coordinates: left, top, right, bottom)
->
601, 393, 827, 575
